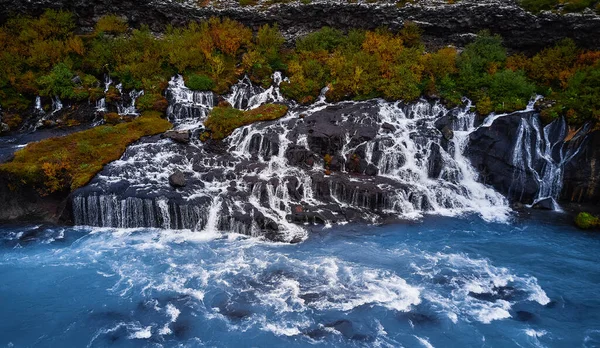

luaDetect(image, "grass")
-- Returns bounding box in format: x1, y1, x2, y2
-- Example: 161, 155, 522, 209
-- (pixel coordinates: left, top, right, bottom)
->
203, 104, 288, 140
0, 111, 172, 194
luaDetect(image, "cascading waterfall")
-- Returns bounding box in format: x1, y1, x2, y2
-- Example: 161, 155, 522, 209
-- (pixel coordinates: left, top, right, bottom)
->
165, 75, 215, 129
72, 72, 557, 241
510, 115, 588, 209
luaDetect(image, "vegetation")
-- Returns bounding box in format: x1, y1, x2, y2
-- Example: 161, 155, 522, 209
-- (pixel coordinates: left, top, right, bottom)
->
1, 10, 600, 134
575, 212, 600, 229
203, 104, 288, 140
0, 112, 172, 194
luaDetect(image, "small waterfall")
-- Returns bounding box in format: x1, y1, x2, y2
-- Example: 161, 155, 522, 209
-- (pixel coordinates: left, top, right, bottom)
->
51, 96, 63, 114
510, 116, 587, 209
96, 98, 107, 112
34, 96, 44, 114
226, 72, 284, 110
165, 75, 215, 129
117, 90, 144, 115
104, 75, 112, 93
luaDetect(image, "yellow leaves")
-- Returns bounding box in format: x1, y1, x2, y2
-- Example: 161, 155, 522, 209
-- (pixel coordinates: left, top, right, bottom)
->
67, 36, 85, 55
209, 54, 226, 78
422, 47, 457, 80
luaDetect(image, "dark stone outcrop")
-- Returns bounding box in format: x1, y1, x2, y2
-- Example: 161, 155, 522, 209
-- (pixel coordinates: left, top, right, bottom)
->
562, 130, 600, 204
163, 130, 191, 144
467, 112, 540, 203
0, 172, 70, 223
1, 0, 599, 52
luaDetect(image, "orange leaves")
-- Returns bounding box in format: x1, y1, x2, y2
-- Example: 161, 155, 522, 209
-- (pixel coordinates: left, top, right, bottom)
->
208, 17, 252, 56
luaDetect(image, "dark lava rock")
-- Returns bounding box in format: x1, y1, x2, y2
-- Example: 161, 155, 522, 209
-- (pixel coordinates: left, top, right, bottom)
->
169, 170, 187, 188
467, 112, 540, 203
163, 130, 190, 144
562, 130, 600, 204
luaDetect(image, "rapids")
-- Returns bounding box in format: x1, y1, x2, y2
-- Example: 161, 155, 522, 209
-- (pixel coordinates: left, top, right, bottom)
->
1, 214, 599, 347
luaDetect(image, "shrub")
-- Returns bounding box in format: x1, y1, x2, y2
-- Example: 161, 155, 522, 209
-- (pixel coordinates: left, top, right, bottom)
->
296, 27, 344, 52
37, 62, 76, 99
104, 112, 121, 124
136, 93, 169, 112
575, 212, 600, 229
204, 104, 288, 140
185, 74, 216, 90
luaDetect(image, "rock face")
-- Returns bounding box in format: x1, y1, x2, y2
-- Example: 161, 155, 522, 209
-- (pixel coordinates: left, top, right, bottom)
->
0, 172, 69, 223
1, 0, 600, 51
562, 130, 600, 204
467, 111, 596, 205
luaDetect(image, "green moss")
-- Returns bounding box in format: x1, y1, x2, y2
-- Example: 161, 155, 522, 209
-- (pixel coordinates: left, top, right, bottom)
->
575, 212, 600, 229
204, 104, 288, 140
0, 112, 172, 194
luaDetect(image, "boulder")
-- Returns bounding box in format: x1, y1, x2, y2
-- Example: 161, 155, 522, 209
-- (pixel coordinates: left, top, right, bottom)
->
164, 130, 190, 144
532, 197, 555, 210
168, 170, 186, 188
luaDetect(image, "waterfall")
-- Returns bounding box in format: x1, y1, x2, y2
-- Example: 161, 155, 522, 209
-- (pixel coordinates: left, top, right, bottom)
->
510, 115, 587, 209
51, 96, 63, 114
96, 98, 107, 112
34, 96, 44, 114
104, 75, 112, 93
73, 72, 526, 241
117, 90, 144, 115
165, 75, 215, 129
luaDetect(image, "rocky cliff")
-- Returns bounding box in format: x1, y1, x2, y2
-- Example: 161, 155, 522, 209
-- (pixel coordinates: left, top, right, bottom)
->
1, 0, 600, 51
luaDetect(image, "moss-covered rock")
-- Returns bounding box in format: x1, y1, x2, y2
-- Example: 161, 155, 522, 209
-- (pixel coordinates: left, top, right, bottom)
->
203, 104, 288, 140
0, 111, 172, 194
575, 212, 600, 229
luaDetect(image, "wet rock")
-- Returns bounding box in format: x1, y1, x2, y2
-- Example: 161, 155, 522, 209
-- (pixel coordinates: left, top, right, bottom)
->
168, 170, 186, 188
532, 197, 555, 210
163, 130, 190, 144
467, 112, 540, 203
562, 130, 600, 204
441, 125, 454, 141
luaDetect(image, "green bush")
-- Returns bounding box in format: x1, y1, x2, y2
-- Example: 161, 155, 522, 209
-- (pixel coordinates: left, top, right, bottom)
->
36, 62, 76, 99
185, 74, 216, 91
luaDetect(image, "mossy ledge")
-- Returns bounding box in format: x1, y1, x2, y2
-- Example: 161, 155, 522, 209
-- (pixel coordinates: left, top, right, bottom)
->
202, 104, 288, 140
0, 111, 172, 195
